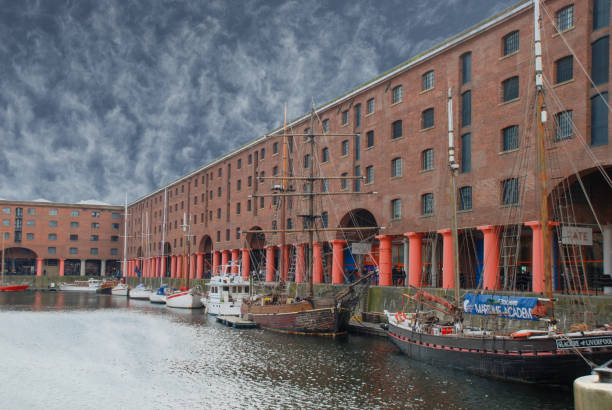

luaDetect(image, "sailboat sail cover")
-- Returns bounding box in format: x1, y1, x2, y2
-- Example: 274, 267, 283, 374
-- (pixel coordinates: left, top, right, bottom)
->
463, 293, 540, 321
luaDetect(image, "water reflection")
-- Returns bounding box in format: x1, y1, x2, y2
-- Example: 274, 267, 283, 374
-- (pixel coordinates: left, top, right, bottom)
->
0, 291, 570, 409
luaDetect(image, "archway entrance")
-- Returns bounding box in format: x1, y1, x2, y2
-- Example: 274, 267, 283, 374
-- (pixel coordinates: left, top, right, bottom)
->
338, 209, 379, 280
246, 227, 265, 280
163, 243, 172, 277
198, 236, 213, 277
0, 247, 37, 275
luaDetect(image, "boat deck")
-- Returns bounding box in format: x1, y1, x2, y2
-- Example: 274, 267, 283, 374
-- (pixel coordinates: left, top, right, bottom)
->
216, 315, 258, 329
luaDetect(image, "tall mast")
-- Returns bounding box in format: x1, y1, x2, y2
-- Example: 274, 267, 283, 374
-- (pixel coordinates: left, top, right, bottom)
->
279, 105, 288, 284
122, 193, 128, 279
145, 210, 149, 285
1, 231, 5, 285
533, 1, 554, 306
447, 88, 461, 310
307, 109, 315, 297
182, 212, 190, 289
160, 188, 167, 285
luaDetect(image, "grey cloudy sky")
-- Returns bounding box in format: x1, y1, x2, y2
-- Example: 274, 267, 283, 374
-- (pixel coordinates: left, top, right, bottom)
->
0, 0, 517, 205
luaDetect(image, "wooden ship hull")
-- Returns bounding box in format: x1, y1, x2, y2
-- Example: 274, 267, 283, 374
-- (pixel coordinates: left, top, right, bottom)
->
385, 322, 612, 386
243, 299, 351, 336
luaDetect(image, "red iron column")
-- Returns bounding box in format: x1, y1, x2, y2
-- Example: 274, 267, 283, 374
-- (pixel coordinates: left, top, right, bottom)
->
265, 246, 275, 282
231, 249, 240, 274
477, 225, 501, 290
525, 221, 557, 293
330, 240, 346, 284
177, 255, 184, 279
212, 251, 220, 275
278, 245, 289, 282
59, 258, 65, 277
241, 248, 250, 280
405, 232, 423, 287
376, 235, 392, 286
190, 254, 196, 279
221, 250, 230, 268
312, 242, 323, 284
438, 229, 455, 289
36, 258, 43, 277
170, 256, 177, 278
196, 253, 204, 279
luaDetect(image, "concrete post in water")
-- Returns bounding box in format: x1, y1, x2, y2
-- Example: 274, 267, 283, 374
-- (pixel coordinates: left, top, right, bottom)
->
312, 242, 323, 284
574, 360, 612, 410
405, 232, 423, 287
80, 259, 86, 276
376, 235, 392, 286
477, 225, 501, 291
101, 259, 106, 277
438, 229, 455, 289
231, 249, 239, 274
265, 246, 275, 282
241, 248, 250, 280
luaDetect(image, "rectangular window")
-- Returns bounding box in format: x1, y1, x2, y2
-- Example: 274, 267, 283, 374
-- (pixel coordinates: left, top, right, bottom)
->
422, 109, 434, 129
247, 200, 252, 211
14, 231, 20, 243
391, 158, 402, 177
355, 104, 361, 128
502, 76, 519, 102
112, 212, 120, 219
90, 235, 99, 241
111, 248, 118, 255
2, 219, 9, 226
248, 176, 252, 187
304, 154, 310, 168
70, 234, 78, 241
236, 202, 241, 214
69, 247, 78, 255
592, 36, 610, 85
273, 142, 279, 154
321, 212, 328, 228
91, 223, 99, 229
260, 197, 264, 208
366, 130, 374, 148
461, 133, 471, 173
354, 166, 361, 192
391, 199, 401, 219
216, 231, 221, 242
91, 211, 100, 217
557, 5, 574, 31
503, 30, 519, 55
367, 98, 374, 114
591, 92, 609, 146
323, 119, 329, 132
237, 180, 241, 191
556, 56, 573, 83
26, 233, 34, 240
322, 147, 329, 162
90, 248, 99, 255
1, 208, 10, 214
49, 220, 58, 227
341, 140, 349, 156
341, 173, 348, 190
422, 149, 434, 170
355, 133, 360, 160
502, 125, 519, 151
392, 85, 402, 104
26, 220, 34, 226
459, 186, 472, 211
422, 70, 434, 91
342, 110, 349, 125
248, 154, 252, 164
48, 247, 56, 254
461, 90, 471, 127
594, 0, 610, 30
555, 111, 573, 141
422, 193, 434, 215
49, 209, 58, 216
112, 223, 119, 230
322, 179, 329, 192
226, 229, 230, 241
502, 178, 519, 205
237, 158, 242, 169
70, 210, 79, 217
111, 235, 119, 242
48, 234, 57, 240
218, 168, 222, 177
392, 120, 402, 139
366, 166, 374, 184
27, 208, 35, 215
461, 52, 471, 84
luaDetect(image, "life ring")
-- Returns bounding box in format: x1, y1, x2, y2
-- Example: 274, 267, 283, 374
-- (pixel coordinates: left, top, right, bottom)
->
395, 311, 407, 322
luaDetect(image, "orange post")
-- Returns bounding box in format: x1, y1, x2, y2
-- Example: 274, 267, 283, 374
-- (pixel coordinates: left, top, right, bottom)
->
438, 229, 455, 289
405, 232, 423, 287
477, 225, 501, 290
376, 235, 392, 286
312, 242, 323, 284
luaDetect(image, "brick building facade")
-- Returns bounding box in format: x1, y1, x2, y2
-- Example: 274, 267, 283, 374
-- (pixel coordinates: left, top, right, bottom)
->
0, 200, 123, 277
122, 0, 610, 291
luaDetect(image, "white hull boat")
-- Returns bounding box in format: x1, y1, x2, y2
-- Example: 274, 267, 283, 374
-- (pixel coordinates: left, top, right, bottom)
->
111, 283, 129, 296
149, 286, 171, 304
129, 284, 152, 300
166, 288, 203, 309
202, 273, 249, 316
59, 278, 102, 292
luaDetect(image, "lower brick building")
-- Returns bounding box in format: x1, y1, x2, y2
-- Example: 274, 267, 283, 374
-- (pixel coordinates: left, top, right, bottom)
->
0, 200, 123, 277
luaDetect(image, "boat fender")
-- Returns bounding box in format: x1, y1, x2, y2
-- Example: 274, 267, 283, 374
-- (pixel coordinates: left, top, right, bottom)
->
395, 312, 407, 322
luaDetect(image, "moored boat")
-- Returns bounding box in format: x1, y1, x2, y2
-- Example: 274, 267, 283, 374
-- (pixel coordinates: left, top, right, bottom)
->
129, 283, 152, 300
166, 287, 203, 309
59, 278, 103, 292
203, 263, 249, 316
0, 284, 30, 292
149, 285, 172, 304
111, 282, 129, 296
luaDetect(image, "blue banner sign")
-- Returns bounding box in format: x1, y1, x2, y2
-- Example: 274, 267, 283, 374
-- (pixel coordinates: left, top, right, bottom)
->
463, 293, 540, 321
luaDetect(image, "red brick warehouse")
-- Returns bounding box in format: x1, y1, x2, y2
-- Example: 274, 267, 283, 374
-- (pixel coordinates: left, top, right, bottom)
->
126, 0, 612, 292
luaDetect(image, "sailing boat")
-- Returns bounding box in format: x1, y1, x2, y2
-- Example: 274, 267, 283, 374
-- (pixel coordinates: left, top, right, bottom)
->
240, 106, 375, 336
165, 213, 203, 309
0, 232, 30, 292
112, 194, 130, 296
129, 210, 153, 300
150, 188, 171, 304
382, 0, 612, 386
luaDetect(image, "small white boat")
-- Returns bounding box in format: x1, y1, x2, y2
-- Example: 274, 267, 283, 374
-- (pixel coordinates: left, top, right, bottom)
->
202, 273, 249, 316
129, 283, 152, 300
149, 285, 172, 304
111, 283, 129, 296
166, 287, 203, 309
59, 278, 103, 292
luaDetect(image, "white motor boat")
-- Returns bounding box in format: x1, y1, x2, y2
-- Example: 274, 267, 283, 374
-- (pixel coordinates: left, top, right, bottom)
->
129, 283, 152, 300
111, 282, 129, 296
202, 274, 249, 316
59, 278, 103, 292
166, 287, 203, 309
149, 285, 172, 304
